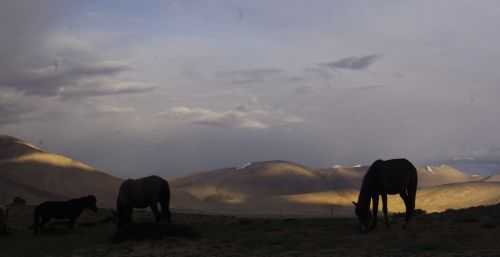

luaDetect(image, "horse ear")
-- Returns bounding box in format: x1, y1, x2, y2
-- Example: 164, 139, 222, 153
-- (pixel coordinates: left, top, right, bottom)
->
352, 201, 357, 207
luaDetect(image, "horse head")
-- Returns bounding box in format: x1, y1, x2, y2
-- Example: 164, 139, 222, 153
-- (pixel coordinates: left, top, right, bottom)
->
85, 195, 98, 212
353, 201, 371, 232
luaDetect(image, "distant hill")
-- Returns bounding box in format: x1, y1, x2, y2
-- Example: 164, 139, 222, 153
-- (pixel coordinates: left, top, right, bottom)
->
317, 164, 483, 188
285, 182, 500, 214
482, 174, 500, 182
171, 161, 333, 202
315, 165, 366, 189
172, 161, 483, 204
2, 135, 498, 216
170, 160, 500, 216
417, 164, 483, 187
0, 135, 122, 207
0, 135, 43, 160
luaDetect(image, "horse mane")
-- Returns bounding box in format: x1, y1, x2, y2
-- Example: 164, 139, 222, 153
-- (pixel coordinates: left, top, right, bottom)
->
357, 159, 384, 209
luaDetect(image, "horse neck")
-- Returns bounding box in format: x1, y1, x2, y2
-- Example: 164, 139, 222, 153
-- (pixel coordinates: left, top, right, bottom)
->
68, 199, 88, 212
357, 170, 374, 209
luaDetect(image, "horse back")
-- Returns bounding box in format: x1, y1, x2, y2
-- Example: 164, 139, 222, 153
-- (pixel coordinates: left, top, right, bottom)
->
118, 176, 169, 208
36, 201, 78, 219
374, 159, 417, 194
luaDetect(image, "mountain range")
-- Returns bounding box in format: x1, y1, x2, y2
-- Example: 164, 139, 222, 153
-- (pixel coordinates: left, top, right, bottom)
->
2, 135, 500, 216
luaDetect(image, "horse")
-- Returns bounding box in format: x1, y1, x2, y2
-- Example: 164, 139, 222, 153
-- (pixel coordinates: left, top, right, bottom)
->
116, 175, 171, 228
352, 159, 418, 232
33, 195, 98, 235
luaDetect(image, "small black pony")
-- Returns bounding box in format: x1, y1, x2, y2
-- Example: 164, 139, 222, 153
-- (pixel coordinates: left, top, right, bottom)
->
33, 195, 98, 235
353, 159, 418, 232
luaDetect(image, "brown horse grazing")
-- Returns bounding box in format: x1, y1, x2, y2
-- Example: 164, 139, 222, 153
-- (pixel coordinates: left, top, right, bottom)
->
116, 175, 171, 228
33, 195, 98, 235
353, 159, 418, 232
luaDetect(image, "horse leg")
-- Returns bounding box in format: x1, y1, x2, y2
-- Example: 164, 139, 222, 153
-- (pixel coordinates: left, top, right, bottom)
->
69, 217, 76, 230
38, 217, 50, 234
150, 204, 161, 223
370, 193, 379, 230
160, 199, 171, 224
41, 217, 50, 226
381, 193, 390, 228
400, 191, 412, 229
118, 207, 133, 228
33, 223, 37, 235
159, 181, 172, 224
33, 213, 40, 235
165, 207, 171, 224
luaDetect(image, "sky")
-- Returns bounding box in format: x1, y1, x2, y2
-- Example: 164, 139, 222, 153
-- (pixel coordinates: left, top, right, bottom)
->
2, 0, 500, 178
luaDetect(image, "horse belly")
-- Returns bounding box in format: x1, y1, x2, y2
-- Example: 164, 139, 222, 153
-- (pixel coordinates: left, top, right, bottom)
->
386, 189, 401, 195
129, 196, 153, 208
133, 203, 150, 209
381, 183, 404, 195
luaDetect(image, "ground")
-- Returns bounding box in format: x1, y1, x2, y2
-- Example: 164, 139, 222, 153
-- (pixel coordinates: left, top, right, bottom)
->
2, 206, 500, 257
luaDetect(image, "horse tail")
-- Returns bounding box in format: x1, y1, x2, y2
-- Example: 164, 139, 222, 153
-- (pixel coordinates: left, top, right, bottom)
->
160, 179, 171, 224
408, 166, 418, 211
33, 205, 40, 235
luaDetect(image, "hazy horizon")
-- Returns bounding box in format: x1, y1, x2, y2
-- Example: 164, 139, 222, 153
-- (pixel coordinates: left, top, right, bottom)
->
2, 1, 500, 178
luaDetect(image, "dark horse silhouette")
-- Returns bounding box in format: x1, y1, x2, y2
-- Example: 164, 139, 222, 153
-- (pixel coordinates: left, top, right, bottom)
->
116, 175, 171, 228
353, 159, 418, 232
33, 195, 98, 235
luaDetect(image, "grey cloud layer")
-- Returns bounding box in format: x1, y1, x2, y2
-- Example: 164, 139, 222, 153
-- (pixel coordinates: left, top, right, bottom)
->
4, 1, 500, 178
2, 61, 132, 96
0, 93, 34, 125
320, 54, 380, 70
160, 106, 303, 129
0, 1, 156, 127
216, 68, 283, 84
59, 80, 156, 100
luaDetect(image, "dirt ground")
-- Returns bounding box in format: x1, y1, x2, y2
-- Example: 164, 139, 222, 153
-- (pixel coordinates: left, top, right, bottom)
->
2, 205, 500, 257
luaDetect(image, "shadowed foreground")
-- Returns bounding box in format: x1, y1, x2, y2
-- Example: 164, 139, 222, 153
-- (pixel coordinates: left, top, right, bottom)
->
2, 205, 500, 257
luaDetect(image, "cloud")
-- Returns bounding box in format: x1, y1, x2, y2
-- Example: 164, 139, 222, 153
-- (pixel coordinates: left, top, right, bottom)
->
0, 91, 35, 126
1, 61, 132, 96
0, 2, 155, 100
0, 1, 158, 130
94, 104, 136, 114
287, 76, 307, 83
159, 106, 303, 129
294, 85, 314, 95
320, 54, 380, 70
347, 84, 386, 92
59, 80, 155, 100
282, 115, 305, 124
216, 68, 283, 84
165, 106, 268, 129
0, 44, 156, 100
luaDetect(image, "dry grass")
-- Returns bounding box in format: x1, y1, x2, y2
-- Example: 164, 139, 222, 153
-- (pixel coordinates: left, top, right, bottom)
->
3, 205, 500, 257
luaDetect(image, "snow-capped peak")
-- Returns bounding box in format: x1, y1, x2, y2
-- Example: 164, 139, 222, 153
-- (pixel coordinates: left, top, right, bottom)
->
237, 162, 252, 170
